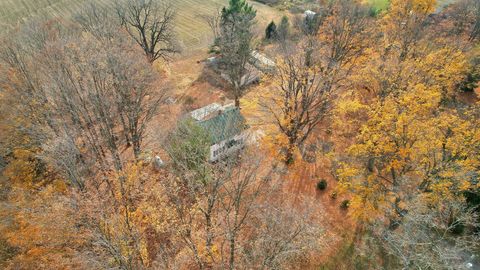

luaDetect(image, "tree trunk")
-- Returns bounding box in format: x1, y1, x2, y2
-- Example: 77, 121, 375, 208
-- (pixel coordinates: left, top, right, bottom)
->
234, 96, 240, 108
285, 148, 294, 165
285, 137, 296, 165
228, 234, 236, 270
132, 134, 141, 160
205, 213, 214, 264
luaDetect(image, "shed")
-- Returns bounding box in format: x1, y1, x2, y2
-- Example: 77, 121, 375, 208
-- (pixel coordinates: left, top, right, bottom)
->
250, 50, 276, 73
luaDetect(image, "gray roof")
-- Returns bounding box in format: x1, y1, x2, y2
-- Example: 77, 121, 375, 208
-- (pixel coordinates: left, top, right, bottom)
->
190, 103, 222, 121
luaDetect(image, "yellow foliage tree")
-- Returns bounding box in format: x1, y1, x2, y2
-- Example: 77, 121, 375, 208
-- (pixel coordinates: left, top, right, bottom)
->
336, 84, 480, 224
382, 0, 437, 60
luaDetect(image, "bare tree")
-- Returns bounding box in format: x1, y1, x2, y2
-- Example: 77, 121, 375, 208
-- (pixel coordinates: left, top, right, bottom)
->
0, 19, 62, 150
1, 2, 167, 173
200, 9, 222, 43
260, 0, 369, 164
458, 0, 480, 42
319, 0, 370, 72
75, 2, 118, 40
40, 131, 89, 190
163, 119, 324, 269
379, 198, 480, 270
80, 3, 167, 160
108, 46, 165, 159
218, 154, 269, 270
60, 7, 165, 166
164, 120, 269, 269
383, 0, 436, 61
262, 51, 334, 164
164, 119, 220, 268
470, 0, 480, 41
116, 0, 179, 63
244, 198, 324, 269
42, 36, 127, 171
1, 16, 162, 268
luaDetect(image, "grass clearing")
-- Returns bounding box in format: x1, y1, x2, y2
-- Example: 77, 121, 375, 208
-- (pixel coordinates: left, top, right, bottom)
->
366, 0, 457, 11
0, 0, 284, 52
368, 0, 389, 10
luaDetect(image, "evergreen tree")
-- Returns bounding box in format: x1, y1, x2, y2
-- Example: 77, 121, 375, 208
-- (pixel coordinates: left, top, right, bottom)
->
218, 0, 257, 107
221, 0, 256, 21
265, 21, 277, 40
303, 14, 319, 36
277, 15, 289, 42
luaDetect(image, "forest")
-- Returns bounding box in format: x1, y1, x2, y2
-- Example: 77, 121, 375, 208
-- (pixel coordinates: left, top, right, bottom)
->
0, 0, 479, 269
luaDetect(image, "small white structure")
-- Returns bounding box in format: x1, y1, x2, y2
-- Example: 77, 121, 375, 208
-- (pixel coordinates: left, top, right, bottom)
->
250, 50, 276, 73
304, 10, 316, 19
206, 56, 219, 66
189, 103, 249, 162
154, 155, 164, 169
164, 96, 177, 104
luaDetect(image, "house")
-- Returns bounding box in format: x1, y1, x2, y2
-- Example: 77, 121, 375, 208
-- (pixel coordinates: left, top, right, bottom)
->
250, 50, 276, 73
190, 103, 249, 162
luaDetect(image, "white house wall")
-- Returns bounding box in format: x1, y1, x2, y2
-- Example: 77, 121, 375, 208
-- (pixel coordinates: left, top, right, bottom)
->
209, 132, 248, 162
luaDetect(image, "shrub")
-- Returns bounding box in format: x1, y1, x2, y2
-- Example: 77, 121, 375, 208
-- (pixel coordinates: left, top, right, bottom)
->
316, 179, 327, 190
265, 21, 277, 40
368, 7, 381, 17
277, 15, 289, 41
448, 219, 466, 235
340, 200, 350, 210
330, 191, 337, 199
183, 96, 195, 106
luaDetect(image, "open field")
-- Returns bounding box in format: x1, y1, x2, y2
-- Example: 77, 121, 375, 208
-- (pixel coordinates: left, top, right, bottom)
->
0, 0, 284, 52
368, 0, 389, 10
367, 0, 457, 10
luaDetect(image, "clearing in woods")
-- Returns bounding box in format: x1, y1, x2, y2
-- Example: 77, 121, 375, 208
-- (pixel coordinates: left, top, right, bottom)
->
368, 0, 389, 10
0, 0, 283, 53
367, 0, 457, 10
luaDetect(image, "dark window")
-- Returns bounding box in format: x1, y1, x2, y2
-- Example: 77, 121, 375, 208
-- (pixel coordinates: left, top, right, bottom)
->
226, 139, 236, 148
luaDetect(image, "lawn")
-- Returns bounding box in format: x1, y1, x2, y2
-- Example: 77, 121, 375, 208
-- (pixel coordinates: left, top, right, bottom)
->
0, 0, 283, 52
367, 0, 457, 11
368, 0, 389, 10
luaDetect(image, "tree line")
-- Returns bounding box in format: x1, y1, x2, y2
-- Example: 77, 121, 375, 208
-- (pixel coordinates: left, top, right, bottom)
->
0, 0, 479, 269
0, 0, 323, 269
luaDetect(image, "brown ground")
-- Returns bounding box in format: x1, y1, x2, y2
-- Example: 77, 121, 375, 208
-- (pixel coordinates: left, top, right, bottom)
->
146, 49, 355, 267
144, 50, 231, 154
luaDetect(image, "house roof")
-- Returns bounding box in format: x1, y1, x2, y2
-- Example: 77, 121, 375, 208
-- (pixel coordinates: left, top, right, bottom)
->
190, 103, 222, 121
197, 107, 247, 144
251, 50, 276, 68
304, 10, 316, 18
